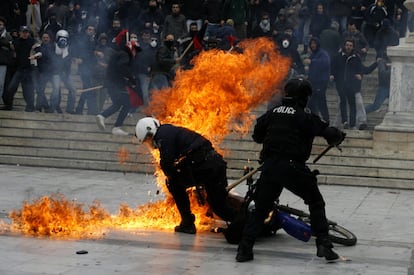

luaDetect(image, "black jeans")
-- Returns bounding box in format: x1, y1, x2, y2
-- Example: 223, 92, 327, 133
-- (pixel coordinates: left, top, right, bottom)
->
336, 84, 357, 127
242, 158, 329, 240
4, 68, 34, 109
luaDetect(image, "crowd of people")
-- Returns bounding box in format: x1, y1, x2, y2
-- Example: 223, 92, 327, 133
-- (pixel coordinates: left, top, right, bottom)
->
0, 0, 411, 133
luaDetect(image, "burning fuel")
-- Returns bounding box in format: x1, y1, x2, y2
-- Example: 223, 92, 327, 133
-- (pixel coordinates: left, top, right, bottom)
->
148, 37, 291, 146
1, 37, 290, 238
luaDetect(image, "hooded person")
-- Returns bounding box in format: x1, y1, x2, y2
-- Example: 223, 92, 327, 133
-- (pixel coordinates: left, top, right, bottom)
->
303, 37, 331, 122
96, 29, 143, 136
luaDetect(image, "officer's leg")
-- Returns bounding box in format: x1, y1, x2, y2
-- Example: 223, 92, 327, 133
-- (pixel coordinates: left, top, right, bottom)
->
166, 178, 196, 234
236, 159, 282, 262
284, 165, 339, 261
201, 160, 235, 222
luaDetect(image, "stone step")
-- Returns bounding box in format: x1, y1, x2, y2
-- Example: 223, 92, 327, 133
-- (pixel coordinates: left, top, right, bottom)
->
2, 50, 411, 189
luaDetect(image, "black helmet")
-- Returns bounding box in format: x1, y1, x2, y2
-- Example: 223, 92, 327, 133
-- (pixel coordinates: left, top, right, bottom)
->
284, 78, 312, 98
284, 78, 312, 108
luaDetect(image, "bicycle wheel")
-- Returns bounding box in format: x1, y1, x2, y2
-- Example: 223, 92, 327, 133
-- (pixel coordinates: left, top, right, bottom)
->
327, 223, 357, 246
276, 204, 357, 246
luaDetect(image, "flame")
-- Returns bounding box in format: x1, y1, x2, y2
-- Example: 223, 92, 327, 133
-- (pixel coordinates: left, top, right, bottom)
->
3, 37, 290, 238
117, 146, 129, 165
147, 37, 291, 145
5, 190, 212, 239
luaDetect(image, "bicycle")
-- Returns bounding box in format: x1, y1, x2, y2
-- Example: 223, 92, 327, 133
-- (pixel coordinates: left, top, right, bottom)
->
220, 166, 357, 247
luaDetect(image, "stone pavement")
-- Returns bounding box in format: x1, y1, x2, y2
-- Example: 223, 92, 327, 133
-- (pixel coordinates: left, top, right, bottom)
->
1, 164, 414, 275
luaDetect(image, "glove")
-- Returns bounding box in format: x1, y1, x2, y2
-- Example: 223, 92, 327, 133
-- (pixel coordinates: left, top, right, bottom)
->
323, 127, 346, 146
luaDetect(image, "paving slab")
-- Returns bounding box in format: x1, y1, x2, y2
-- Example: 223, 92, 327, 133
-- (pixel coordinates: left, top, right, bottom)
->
0, 164, 413, 275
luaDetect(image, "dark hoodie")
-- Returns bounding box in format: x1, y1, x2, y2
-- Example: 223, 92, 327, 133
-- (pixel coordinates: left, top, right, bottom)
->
308, 37, 330, 83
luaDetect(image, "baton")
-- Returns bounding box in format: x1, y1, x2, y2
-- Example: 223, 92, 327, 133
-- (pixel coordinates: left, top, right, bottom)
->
226, 165, 262, 192
313, 145, 342, 164
77, 85, 104, 93
179, 40, 194, 59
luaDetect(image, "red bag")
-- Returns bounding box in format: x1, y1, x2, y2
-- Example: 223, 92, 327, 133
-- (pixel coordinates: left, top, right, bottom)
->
126, 86, 143, 107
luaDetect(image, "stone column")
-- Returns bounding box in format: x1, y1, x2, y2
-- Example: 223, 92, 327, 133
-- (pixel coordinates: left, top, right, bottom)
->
373, 1, 414, 163
375, 0, 414, 132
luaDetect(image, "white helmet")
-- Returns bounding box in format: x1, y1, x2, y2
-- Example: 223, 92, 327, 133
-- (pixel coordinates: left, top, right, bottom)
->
56, 29, 69, 39
56, 29, 69, 48
135, 117, 160, 143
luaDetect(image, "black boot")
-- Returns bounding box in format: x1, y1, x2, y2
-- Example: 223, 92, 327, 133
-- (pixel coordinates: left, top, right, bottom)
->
174, 214, 196, 234
236, 236, 254, 262
316, 237, 339, 262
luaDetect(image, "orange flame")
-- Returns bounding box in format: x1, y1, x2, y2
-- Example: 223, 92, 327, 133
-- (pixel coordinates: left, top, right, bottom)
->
117, 146, 129, 165
3, 37, 290, 238
147, 37, 291, 145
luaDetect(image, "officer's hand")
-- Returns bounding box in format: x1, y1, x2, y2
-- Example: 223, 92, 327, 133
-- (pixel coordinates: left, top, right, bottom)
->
323, 127, 346, 146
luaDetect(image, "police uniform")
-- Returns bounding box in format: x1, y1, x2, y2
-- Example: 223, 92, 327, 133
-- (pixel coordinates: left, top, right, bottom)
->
154, 124, 235, 232
236, 78, 344, 262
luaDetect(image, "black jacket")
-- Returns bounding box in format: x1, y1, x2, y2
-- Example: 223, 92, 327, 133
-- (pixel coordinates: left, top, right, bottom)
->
330, 49, 362, 91
105, 47, 135, 91
35, 42, 55, 74
253, 99, 329, 163
13, 36, 35, 69
154, 124, 213, 179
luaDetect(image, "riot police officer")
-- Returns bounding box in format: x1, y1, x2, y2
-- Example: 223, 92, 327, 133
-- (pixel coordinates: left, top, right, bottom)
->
135, 117, 236, 234
236, 78, 345, 262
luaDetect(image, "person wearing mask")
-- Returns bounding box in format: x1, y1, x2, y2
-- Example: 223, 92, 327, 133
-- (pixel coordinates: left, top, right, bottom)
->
149, 33, 180, 91
177, 22, 205, 69
107, 18, 123, 49
236, 78, 345, 262
251, 12, 273, 38
134, 29, 158, 106
47, 29, 77, 114
135, 117, 236, 234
